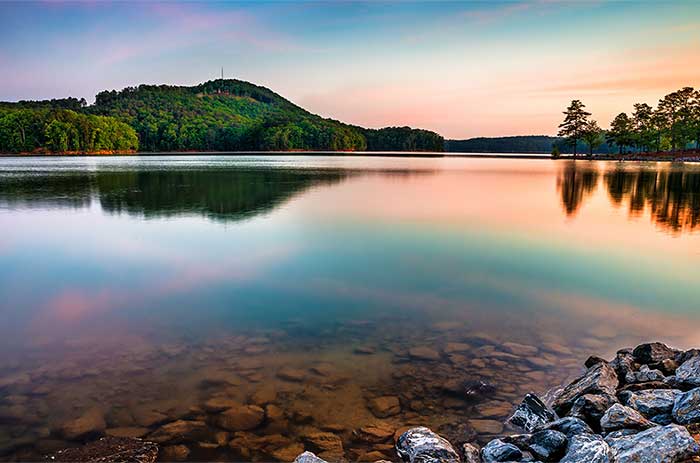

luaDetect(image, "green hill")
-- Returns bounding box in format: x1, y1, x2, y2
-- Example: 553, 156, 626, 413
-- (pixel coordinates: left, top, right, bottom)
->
0, 79, 444, 154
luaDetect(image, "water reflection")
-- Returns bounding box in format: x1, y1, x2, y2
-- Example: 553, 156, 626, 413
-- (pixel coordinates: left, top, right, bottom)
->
0, 168, 349, 222
556, 161, 700, 233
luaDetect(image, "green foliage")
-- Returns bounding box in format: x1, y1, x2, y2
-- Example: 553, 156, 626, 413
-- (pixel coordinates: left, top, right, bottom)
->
0, 108, 138, 153
581, 120, 603, 157
363, 126, 444, 152
606, 113, 634, 154
551, 144, 561, 158
558, 100, 592, 157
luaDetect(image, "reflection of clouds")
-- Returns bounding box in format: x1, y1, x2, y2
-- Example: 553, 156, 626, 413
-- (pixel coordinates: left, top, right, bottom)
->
27, 244, 298, 341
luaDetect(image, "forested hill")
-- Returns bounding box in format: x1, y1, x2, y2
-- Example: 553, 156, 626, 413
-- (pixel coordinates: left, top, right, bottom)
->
0, 79, 444, 154
446, 135, 611, 154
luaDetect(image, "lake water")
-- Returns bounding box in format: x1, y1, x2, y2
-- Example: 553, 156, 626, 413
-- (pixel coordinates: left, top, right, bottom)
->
0, 156, 699, 461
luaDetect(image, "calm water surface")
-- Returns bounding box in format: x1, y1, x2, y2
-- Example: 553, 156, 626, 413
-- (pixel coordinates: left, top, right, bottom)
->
0, 156, 699, 460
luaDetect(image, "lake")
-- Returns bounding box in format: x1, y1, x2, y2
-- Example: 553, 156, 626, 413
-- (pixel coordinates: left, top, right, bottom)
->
0, 156, 699, 461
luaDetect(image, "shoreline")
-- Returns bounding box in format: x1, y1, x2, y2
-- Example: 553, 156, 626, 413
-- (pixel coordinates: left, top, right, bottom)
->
42, 341, 700, 463
0, 151, 699, 163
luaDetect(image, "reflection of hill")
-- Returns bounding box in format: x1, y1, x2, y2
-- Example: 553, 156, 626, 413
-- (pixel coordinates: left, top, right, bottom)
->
0, 168, 349, 222
604, 167, 700, 234
556, 162, 599, 217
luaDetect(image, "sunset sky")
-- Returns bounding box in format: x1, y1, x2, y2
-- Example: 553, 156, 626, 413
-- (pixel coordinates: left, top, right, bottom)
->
1, 1, 699, 138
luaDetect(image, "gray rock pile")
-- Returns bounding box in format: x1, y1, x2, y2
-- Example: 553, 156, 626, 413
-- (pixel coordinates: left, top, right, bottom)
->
299, 341, 700, 462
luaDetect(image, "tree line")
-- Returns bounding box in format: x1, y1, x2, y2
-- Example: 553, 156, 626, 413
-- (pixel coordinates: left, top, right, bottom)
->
0, 80, 444, 154
0, 107, 139, 153
558, 87, 700, 157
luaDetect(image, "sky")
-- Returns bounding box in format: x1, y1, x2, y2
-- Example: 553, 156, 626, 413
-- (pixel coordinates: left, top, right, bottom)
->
1, 1, 699, 138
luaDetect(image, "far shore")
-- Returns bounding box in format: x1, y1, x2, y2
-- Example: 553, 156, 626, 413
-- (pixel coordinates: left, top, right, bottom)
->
1, 151, 699, 162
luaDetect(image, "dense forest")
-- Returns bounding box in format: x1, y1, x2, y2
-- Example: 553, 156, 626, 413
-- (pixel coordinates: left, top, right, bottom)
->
445, 135, 611, 154
0, 80, 443, 154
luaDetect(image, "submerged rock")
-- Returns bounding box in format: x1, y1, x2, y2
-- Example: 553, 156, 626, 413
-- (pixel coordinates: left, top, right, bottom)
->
161, 444, 190, 461
408, 347, 441, 361
48, 436, 158, 463
215, 405, 265, 431
368, 396, 401, 418
560, 433, 613, 463
396, 427, 460, 463
552, 363, 618, 416
607, 424, 700, 463
59, 407, 106, 441
506, 393, 555, 432
672, 387, 700, 425
599, 404, 655, 433
480, 439, 521, 463
148, 420, 208, 444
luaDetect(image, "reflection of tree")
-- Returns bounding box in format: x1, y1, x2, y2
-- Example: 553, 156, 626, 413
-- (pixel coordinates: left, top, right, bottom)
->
603, 167, 700, 233
0, 168, 350, 222
556, 162, 599, 216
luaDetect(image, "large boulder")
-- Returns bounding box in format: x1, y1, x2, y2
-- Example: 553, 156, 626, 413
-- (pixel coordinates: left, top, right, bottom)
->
672, 387, 700, 425
480, 439, 521, 462
608, 424, 700, 462
541, 417, 594, 438
396, 427, 460, 463
599, 404, 655, 433
620, 389, 680, 419
632, 343, 679, 365
552, 363, 618, 416
560, 433, 613, 463
527, 429, 567, 462
506, 393, 555, 432
676, 355, 700, 388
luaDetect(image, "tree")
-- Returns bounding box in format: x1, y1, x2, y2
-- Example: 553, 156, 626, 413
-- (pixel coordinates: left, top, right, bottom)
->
558, 100, 591, 158
551, 144, 561, 158
631, 103, 657, 152
606, 113, 633, 155
656, 87, 695, 151
582, 120, 603, 157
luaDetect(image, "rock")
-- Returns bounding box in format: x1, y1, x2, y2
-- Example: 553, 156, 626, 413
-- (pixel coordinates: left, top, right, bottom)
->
294, 451, 328, 463
620, 389, 680, 418
650, 358, 678, 376
277, 367, 306, 382
161, 444, 190, 461
148, 419, 208, 444
475, 400, 512, 418
627, 365, 665, 384
436, 422, 477, 448
469, 420, 503, 435
609, 349, 635, 382
599, 404, 655, 433
396, 427, 460, 463
215, 405, 265, 431
357, 425, 394, 443
131, 409, 169, 428
632, 342, 678, 365
462, 443, 481, 463
250, 386, 277, 406
368, 396, 401, 418
105, 427, 150, 439
203, 397, 239, 412
608, 424, 700, 463
552, 362, 618, 416
569, 394, 617, 431
480, 439, 521, 462
48, 436, 159, 463
354, 345, 376, 355
676, 355, 700, 388
272, 444, 306, 462
302, 431, 343, 457
527, 429, 567, 462
506, 393, 555, 432
502, 342, 538, 356
560, 433, 613, 463
408, 347, 441, 361
584, 356, 608, 368
541, 417, 593, 437
59, 407, 106, 440
443, 379, 495, 400
672, 387, 700, 425
444, 342, 471, 354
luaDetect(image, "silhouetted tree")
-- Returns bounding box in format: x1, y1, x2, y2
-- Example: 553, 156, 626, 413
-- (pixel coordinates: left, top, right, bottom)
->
558, 100, 591, 158
607, 113, 634, 155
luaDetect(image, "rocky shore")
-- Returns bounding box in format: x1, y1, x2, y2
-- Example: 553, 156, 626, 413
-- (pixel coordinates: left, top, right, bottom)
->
41, 341, 700, 462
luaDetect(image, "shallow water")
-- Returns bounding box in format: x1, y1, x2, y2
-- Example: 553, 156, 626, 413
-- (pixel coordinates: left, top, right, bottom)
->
0, 156, 699, 460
